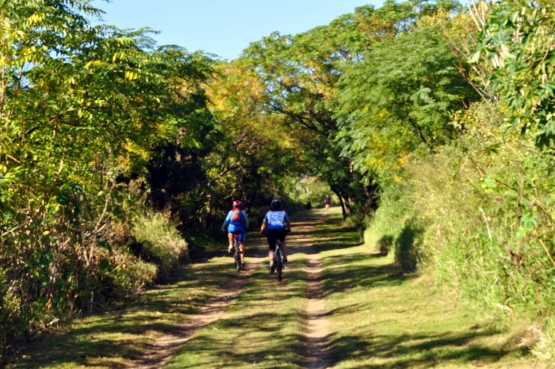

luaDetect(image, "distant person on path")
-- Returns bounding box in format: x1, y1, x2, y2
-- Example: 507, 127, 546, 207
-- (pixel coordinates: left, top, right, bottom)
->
260, 199, 291, 271
323, 194, 331, 210
222, 200, 249, 267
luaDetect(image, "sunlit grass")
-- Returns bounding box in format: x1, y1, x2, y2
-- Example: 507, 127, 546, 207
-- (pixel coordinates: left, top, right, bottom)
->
6, 253, 238, 369
316, 212, 549, 369
165, 241, 309, 369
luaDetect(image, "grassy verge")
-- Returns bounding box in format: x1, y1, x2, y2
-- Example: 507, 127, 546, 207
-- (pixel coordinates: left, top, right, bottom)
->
316, 210, 552, 369
5, 251, 240, 369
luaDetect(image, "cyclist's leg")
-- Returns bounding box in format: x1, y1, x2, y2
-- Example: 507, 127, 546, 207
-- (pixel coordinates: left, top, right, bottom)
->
267, 230, 277, 271
278, 229, 288, 262
268, 249, 274, 269
227, 232, 234, 252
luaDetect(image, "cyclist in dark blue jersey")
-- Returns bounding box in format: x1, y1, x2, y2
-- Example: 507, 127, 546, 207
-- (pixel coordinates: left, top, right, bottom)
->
260, 199, 291, 271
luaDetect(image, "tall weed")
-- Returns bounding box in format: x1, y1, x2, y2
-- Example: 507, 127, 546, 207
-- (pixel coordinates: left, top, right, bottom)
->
131, 210, 188, 281
363, 181, 423, 272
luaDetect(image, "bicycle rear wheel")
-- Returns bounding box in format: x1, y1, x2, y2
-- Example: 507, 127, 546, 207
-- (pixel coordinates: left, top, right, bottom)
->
275, 247, 283, 281
277, 262, 283, 281
233, 239, 241, 272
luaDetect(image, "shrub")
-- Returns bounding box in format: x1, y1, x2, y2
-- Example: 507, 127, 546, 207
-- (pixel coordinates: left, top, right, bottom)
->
98, 246, 158, 299
394, 219, 423, 273
131, 211, 188, 280
110, 257, 158, 297
362, 181, 423, 272
407, 101, 555, 357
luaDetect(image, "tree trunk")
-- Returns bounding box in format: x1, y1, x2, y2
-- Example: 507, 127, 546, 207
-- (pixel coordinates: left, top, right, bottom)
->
331, 186, 347, 220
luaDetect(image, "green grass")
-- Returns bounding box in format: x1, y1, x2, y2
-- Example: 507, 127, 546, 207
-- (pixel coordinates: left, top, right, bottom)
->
5, 252, 239, 369
315, 211, 551, 369
165, 241, 309, 368
5, 208, 553, 369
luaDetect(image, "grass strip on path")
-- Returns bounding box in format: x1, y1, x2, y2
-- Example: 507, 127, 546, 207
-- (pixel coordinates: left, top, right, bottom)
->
163, 221, 314, 369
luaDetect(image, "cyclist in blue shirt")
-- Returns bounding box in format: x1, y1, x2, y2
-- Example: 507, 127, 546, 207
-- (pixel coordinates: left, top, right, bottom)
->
222, 200, 249, 267
260, 199, 291, 272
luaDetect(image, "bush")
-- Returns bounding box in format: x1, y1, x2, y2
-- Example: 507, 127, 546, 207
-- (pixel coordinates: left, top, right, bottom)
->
407, 102, 555, 358
99, 248, 158, 299
131, 211, 188, 281
362, 181, 423, 272
394, 219, 423, 273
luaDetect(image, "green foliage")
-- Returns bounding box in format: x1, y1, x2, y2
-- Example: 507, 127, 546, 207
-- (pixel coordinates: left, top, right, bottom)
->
3, 0, 555, 362
406, 101, 555, 358
337, 25, 478, 185
394, 219, 423, 273
362, 180, 423, 271
360, 97, 555, 357
240, 4, 405, 217
475, 0, 555, 147
131, 211, 188, 280
0, 0, 215, 354
202, 59, 300, 226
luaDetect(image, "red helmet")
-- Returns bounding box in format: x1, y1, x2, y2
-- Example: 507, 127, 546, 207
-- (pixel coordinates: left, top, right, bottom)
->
233, 200, 242, 208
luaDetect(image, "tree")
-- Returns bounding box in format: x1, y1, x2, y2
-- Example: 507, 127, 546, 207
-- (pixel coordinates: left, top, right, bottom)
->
0, 0, 216, 350
203, 60, 298, 221
239, 4, 403, 217
336, 25, 479, 185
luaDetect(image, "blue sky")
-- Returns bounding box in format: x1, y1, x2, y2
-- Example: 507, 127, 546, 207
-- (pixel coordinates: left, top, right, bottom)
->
92, 0, 385, 60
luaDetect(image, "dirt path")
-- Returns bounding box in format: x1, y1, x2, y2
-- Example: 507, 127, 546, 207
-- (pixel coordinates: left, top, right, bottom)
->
125, 246, 266, 369
305, 250, 332, 369
288, 219, 333, 369
8, 209, 551, 369
127, 217, 335, 369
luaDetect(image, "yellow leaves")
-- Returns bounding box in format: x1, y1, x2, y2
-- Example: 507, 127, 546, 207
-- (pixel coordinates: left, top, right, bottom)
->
358, 17, 396, 43
112, 52, 127, 63
123, 140, 150, 161
84, 60, 104, 69
124, 70, 139, 81
205, 62, 265, 118
27, 12, 46, 25
86, 55, 141, 80
417, 9, 450, 28
95, 98, 108, 108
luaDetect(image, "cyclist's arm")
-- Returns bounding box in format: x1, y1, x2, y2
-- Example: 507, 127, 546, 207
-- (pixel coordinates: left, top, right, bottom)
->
260, 217, 267, 233
284, 213, 291, 231
221, 211, 231, 230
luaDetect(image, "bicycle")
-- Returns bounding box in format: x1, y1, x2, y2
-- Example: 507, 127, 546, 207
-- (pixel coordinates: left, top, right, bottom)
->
272, 239, 285, 281
231, 233, 242, 272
